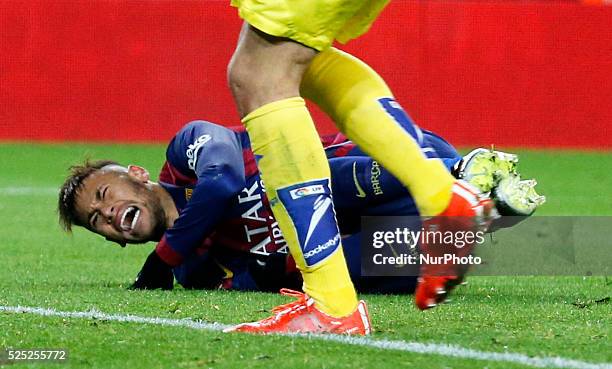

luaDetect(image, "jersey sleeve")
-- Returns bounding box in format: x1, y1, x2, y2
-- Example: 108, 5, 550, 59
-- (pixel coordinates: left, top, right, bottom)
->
328, 156, 408, 210
155, 121, 246, 266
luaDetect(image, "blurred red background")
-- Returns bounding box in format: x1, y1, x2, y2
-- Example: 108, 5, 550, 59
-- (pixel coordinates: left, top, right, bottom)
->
1, 0, 611, 148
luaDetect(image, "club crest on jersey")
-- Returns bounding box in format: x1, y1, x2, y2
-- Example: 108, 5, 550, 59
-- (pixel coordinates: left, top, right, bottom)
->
278, 179, 341, 267
185, 188, 193, 201
186, 134, 212, 170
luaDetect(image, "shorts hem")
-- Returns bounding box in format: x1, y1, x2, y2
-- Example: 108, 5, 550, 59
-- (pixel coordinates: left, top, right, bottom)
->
234, 5, 332, 51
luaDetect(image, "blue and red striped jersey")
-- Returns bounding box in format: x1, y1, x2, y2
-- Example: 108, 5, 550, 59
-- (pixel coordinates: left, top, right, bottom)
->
154, 120, 357, 268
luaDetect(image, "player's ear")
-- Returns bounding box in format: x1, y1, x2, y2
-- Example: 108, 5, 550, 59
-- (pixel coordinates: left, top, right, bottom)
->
127, 165, 150, 183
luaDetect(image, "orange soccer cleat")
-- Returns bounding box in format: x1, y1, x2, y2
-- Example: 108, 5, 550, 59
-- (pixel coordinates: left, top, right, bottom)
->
224, 289, 371, 335
415, 180, 495, 310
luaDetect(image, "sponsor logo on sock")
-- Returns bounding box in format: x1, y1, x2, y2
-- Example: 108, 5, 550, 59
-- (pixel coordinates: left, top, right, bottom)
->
304, 195, 332, 246
277, 179, 341, 267
289, 184, 325, 199
303, 233, 341, 259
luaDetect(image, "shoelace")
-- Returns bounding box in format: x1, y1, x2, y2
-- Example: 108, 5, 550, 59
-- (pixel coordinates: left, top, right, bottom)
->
250, 289, 310, 328
271, 288, 309, 314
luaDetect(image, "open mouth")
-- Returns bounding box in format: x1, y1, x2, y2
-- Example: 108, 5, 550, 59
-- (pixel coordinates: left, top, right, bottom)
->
120, 206, 140, 232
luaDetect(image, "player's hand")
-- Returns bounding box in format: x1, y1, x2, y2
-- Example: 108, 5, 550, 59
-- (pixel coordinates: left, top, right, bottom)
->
129, 251, 174, 290
248, 253, 301, 292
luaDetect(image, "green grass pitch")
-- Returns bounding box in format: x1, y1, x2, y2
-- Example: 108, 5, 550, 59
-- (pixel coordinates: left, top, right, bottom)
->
0, 143, 610, 369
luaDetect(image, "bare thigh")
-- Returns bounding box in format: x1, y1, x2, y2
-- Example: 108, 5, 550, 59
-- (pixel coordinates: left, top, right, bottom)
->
228, 23, 318, 118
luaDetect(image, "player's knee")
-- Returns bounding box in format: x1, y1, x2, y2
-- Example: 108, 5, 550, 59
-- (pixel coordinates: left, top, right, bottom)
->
229, 67, 303, 117
227, 55, 256, 114
228, 36, 316, 117
228, 57, 281, 117
229, 59, 307, 115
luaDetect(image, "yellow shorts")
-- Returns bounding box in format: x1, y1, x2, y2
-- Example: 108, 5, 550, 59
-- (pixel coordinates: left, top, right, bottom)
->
230, 0, 390, 51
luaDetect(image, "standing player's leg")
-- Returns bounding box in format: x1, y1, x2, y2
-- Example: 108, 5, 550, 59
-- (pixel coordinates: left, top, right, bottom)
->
227, 24, 361, 324
302, 47, 456, 216
301, 47, 495, 309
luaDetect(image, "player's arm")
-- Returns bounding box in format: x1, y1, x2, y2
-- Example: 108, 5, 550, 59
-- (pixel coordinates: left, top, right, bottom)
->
171, 245, 229, 290
130, 250, 175, 290
132, 121, 245, 289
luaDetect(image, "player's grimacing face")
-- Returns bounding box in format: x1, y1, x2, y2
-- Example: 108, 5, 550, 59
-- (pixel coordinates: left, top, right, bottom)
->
74, 171, 165, 245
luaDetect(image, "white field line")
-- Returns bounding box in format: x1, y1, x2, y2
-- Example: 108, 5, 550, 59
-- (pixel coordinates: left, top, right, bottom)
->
1, 305, 610, 369
0, 186, 57, 196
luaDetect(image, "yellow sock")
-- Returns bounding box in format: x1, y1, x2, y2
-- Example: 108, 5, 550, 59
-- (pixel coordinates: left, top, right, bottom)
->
302, 48, 454, 216
243, 97, 358, 317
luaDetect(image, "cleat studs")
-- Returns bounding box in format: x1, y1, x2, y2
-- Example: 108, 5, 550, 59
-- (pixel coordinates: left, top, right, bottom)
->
533, 195, 547, 205
521, 179, 537, 188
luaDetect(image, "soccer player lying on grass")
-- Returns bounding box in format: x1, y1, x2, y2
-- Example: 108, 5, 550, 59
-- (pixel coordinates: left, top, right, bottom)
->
58, 120, 544, 295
